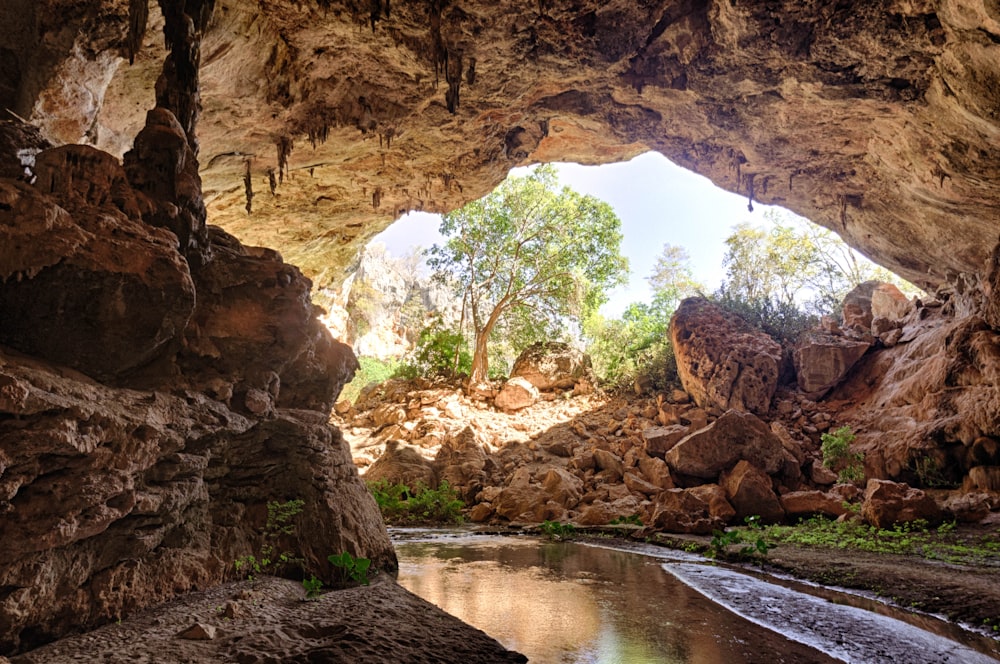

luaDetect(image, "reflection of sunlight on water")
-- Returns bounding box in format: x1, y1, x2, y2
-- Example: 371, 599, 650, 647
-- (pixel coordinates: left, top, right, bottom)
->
395, 536, 835, 664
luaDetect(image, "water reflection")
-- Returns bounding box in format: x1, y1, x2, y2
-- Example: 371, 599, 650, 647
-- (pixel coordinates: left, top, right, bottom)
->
395, 536, 835, 664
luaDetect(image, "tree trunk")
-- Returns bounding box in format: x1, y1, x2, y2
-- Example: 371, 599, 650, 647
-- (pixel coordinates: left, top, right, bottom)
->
469, 331, 490, 384
468, 302, 508, 386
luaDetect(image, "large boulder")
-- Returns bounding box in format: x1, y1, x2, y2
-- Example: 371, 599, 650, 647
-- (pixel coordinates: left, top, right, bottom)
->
780, 487, 857, 519
649, 487, 732, 534
720, 460, 785, 524
670, 298, 782, 415
642, 424, 689, 458
0, 171, 195, 382
842, 281, 910, 333
664, 410, 785, 479
494, 376, 539, 411
793, 332, 871, 397
541, 467, 584, 509
434, 427, 489, 502
861, 479, 943, 528
363, 441, 437, 490
509, 341, 591, 391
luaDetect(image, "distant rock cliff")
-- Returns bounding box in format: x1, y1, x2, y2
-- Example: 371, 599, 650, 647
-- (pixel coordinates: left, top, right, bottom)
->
318, 242, 460, 360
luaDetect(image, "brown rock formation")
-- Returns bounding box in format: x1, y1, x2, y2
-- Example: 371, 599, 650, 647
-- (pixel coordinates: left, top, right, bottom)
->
793, 332, 871, 397
509, 342, 592, 391
670, 298, 782, 415
0, 347, 393, 653
861, 479, 943, 528
720, 460, 785, 524
665, 410, 785, 480
3, 0, 999, 294
7, 0, 1000, 654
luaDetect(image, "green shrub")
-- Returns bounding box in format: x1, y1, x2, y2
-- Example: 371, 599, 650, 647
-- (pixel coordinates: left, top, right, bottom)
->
340, 356, 401, 405
584, 302, 678, 390
708, 515, 773, 560
821, 426, 865, 484
710, 289, 817, 345
367, 480, 465, 524
395, 315, 472, 379
763, 516, 999, 564
233, 499, 305, 580
302, 575, 323, 599
540, 520, 577, 540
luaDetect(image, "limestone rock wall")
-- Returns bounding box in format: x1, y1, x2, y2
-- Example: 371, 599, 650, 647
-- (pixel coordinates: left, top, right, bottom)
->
0, 122, 394, 655
2, 0, 998, 291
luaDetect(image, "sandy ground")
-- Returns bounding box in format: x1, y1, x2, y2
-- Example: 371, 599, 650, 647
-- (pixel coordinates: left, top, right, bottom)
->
8, 576, 527, 664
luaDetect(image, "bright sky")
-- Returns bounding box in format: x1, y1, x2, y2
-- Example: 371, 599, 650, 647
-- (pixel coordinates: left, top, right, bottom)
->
372, 151, 790, 318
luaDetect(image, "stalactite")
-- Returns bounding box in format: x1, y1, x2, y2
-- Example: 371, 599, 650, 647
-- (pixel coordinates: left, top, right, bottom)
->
127, 0, 149, 65
276, 136, 293, 183
267, 168, 277, 195
155, 0, 216, 155
446, 51, 462, 114
244, 161, 254, 214
466, 57, 477, 85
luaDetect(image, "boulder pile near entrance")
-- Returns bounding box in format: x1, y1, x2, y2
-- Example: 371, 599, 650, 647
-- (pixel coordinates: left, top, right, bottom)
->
341, 294, 1000, 534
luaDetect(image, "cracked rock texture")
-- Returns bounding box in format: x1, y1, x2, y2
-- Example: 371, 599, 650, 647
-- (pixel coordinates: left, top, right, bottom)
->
3, 0, 1000, 288
4, 0, 1000, 657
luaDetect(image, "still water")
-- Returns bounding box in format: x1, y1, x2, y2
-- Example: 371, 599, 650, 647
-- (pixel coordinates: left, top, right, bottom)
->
394, 531, 835, 663
394, 531, 1000, 664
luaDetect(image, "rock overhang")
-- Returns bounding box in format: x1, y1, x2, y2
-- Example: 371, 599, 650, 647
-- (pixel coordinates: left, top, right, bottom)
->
4, 0, 1000, 292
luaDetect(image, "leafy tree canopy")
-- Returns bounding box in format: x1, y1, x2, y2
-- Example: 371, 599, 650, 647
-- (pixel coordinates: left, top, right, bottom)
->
721, 210, 920, 317
427, 164, 628, 383
647, 243, 703, 314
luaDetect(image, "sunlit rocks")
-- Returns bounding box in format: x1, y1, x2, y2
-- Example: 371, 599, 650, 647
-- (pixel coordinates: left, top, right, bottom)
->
670, 298, 781, 416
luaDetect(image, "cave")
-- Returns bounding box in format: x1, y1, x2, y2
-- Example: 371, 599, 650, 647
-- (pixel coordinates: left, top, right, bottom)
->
2, 0, 1000, 658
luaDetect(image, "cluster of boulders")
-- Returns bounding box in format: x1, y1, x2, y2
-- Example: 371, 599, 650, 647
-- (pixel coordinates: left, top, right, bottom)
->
341, 286, 1000, 534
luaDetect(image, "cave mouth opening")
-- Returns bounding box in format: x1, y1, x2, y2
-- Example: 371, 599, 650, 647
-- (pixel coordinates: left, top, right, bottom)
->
326, 151, 919, 384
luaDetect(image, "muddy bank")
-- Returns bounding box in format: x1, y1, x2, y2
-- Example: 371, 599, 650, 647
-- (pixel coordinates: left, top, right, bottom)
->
642, 525, 1000, 648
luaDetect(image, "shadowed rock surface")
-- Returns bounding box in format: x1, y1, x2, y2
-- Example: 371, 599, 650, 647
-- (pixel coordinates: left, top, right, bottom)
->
4, 0, 1000, 658
3, 0, 1000, 291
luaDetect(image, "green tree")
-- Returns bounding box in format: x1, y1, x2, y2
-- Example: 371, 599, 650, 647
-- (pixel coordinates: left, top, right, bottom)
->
427, 165, 628, 384
647, 243, 702, 313
722, 218, 817, 307
721, 210, 920, 317
585, 244, 696, 389
584, 302, 677, 389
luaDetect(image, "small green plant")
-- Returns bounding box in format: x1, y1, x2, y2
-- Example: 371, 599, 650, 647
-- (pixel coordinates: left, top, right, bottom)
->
821, 426, 865, 484
908, 455, 959, 489
540, 520, 577, 540
302, 575, 324, 599
328, 551, 372, 586
394, 314, 473, 379
609, 514, 644, 526
367, 480, 464, 524
233, 499, 305, 580
763, 516, 1000, 564
708, 515, 774, 560
339, 357, 402, 404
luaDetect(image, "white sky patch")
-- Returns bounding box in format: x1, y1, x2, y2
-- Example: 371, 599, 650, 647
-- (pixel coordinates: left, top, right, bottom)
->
372, 152, 793, 319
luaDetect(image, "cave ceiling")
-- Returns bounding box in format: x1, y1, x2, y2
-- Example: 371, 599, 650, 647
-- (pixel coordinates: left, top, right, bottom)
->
4, 0, 1000, 290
